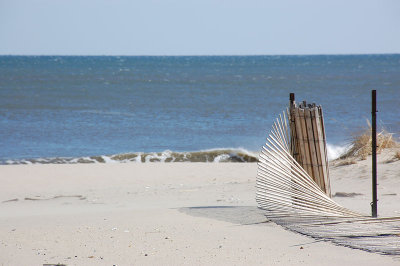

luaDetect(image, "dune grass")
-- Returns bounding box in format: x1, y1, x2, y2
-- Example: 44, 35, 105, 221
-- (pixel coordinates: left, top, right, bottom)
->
340, 124, 398, 160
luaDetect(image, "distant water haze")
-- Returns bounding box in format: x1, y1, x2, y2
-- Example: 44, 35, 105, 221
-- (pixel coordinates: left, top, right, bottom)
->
0, 55, 399, 163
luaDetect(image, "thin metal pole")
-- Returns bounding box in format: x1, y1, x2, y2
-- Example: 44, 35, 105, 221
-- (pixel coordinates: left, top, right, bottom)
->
371, 90, 378, 217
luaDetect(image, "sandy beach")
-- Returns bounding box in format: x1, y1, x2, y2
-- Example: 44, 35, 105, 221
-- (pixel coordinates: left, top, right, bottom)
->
1, 150, 399, 266
2, 1, 400, 265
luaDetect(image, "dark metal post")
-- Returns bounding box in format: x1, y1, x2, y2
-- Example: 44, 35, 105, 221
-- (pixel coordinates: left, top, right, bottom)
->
371, 90, 378, 217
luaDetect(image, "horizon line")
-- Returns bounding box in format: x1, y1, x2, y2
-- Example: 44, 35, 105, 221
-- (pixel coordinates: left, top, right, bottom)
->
1, 52, 399, 57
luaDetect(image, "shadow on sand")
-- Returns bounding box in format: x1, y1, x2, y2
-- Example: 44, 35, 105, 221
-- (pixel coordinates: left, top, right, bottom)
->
179, 206, 269, 225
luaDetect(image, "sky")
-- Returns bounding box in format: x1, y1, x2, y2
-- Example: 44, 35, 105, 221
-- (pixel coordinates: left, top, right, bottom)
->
0, 0, 399, 56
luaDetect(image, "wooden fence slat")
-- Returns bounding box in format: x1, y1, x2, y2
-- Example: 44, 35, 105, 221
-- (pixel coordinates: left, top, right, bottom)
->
305, 108, 321, 186
318, 106, 331, 196
299, 108, 313, 177
311, 107, 326, 192
315, 107, 330, 196
294, 108, 305, 167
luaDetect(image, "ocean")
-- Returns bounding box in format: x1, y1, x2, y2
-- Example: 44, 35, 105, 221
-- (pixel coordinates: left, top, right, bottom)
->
1, 55, 399, 164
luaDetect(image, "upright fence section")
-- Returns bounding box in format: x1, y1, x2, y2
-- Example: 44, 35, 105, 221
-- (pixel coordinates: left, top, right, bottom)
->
289, 99, 331, 197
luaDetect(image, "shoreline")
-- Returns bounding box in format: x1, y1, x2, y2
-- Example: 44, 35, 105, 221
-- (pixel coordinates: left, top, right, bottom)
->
0, 148, 260, 165
0, 141, 364, 165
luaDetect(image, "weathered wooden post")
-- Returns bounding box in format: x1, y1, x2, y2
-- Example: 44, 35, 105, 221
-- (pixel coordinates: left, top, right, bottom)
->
289, 93, 299, 163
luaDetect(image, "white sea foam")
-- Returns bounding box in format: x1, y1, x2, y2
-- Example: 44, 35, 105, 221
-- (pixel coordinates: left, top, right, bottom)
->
144, 150, 173, 163
326, 143, 351, 161
213, 154, 231, 163
1, 148, 260, 165
101, 155, 117, 163
134, 153, 143, 163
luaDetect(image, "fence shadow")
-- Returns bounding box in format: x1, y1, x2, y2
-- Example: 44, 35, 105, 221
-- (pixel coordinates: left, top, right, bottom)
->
179, 206, 269, 225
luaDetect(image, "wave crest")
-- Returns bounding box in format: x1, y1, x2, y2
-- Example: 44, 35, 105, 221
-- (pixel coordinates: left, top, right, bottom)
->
326, 143, 351, 160
3, 149, 259, 165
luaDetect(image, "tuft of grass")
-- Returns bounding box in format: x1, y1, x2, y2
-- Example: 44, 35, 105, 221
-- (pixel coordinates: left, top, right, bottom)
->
341, 124, 397, 160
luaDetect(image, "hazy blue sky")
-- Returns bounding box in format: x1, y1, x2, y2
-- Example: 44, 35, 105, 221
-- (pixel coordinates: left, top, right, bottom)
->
1, 0, 399, 55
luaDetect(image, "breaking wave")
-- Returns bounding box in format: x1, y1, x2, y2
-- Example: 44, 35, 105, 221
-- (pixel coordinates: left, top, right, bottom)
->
3, 144, 352, 165
3, 149, 259, 165
326, 143, 351, 161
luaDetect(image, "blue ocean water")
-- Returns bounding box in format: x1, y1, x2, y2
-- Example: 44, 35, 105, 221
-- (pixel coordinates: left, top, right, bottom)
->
0, 55, 399, 163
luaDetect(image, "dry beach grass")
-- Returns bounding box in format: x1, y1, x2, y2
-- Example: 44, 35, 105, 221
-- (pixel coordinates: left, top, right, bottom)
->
340, 124, 398, 160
